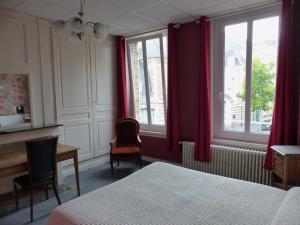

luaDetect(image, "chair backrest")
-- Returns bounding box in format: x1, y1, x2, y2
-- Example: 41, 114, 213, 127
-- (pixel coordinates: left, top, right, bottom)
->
26, 136, 58, 182
115, 118, 139, 147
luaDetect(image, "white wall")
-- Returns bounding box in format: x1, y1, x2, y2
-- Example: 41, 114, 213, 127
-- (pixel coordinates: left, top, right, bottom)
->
0, 9, 116, 194
0, 10, 45, 125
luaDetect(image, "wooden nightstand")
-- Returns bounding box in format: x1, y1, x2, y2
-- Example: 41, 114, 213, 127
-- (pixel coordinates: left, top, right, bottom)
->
271, 145, 300, 190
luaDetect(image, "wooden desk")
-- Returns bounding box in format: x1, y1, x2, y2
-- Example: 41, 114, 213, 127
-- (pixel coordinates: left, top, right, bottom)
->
0, 144, 80, 196
271, 145, 300, 190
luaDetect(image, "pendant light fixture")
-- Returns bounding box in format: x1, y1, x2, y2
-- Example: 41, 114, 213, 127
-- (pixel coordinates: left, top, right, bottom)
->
52, 0, 109, 42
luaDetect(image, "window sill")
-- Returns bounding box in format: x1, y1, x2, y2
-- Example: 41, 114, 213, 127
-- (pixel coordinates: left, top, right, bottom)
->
212, 138, 267, 152
139, 130, 166, 138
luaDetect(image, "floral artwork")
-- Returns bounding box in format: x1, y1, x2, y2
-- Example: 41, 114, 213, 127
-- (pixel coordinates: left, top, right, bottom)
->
0, 74, 31, 116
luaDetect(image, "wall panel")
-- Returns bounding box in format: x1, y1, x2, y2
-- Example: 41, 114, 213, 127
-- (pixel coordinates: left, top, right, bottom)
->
0, 16, 27, 66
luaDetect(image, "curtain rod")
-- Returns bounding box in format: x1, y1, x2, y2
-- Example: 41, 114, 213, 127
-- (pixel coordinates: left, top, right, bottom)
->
209, 0, 281, 20
124, 23, 188, 38
124, 0, 280, 38
125, 27, 167, 38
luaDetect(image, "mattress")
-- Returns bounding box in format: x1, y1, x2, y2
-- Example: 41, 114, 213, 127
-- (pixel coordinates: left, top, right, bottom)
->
48, 162, 300, 225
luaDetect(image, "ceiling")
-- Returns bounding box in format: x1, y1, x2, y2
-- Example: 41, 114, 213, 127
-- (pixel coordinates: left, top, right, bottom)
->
0, 0, 278, 35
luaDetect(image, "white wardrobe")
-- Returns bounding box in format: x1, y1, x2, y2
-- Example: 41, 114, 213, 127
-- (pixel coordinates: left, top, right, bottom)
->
52, 30, 116, 175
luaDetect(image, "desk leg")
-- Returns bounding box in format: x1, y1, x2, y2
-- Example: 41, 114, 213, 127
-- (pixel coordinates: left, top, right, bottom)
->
271, 172, 274, 187
283, 157, 288, 190
271, 151, 274, 187
74, 153, 80, 196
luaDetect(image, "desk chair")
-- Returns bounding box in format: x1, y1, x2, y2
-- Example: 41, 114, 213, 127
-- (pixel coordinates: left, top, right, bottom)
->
13, 136, 61, 222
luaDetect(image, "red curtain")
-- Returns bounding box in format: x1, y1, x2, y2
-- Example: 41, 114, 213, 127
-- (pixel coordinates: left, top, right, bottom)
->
295, 0, 300, 145
166, 24, 180, 153
264, 0, 299, 170
194, 16, 211, 162
116, 36, 128, 118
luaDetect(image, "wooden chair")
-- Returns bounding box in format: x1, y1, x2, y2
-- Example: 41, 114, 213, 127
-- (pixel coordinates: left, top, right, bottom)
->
110, 118, 142, 174
13, 136, 61, 222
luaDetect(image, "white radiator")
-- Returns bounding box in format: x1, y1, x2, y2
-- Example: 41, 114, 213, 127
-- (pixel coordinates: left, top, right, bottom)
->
182, 142, 272, 185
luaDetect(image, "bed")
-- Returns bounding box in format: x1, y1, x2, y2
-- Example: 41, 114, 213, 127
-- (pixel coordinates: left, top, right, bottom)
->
48, 162, 300, 225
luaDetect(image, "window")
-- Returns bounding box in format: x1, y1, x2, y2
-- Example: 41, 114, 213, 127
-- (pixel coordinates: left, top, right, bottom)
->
127, 31, 167, 133
213, 8, 280, 143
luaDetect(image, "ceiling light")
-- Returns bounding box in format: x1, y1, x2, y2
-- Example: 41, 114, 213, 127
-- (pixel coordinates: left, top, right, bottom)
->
52, 0, 110, 41
94, 23, 109, 40
69, 32, 82, 43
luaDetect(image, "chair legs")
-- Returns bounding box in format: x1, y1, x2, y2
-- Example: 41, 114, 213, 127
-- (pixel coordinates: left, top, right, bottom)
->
30, 189, 34, 222
13, 183, 19, 211
111, 156, 142, 173
52, 181, 61, 205
139, 157, 142, 169
45, 186, 49, 200
13, 182, 60, 222
110, 159, 114, 174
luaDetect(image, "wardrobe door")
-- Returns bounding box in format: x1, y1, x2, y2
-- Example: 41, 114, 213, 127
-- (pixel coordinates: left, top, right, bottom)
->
90, 38, 116, 157
53, 31, 94, 162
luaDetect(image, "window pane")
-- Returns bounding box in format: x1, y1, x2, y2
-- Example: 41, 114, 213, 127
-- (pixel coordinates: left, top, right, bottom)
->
224, 22, 247, 132
129, 41, 148, 124
250, 17, 279, 134
146, 38, 165, 125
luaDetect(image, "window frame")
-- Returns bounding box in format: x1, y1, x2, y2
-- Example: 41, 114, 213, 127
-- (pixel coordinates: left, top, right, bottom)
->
212, 5, 281, 144
126, 30, 167, 134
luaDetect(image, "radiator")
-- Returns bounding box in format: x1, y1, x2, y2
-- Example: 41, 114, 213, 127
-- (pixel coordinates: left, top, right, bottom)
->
182, 142, 272, 185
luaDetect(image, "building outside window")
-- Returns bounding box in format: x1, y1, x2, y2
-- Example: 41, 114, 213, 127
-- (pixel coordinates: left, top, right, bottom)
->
213, 7, 280, 143
126, 31, 167, 133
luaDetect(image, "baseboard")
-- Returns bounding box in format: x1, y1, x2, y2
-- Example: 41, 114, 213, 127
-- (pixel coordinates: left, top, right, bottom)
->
62, 154, 110, 178
142, 156, 182, 167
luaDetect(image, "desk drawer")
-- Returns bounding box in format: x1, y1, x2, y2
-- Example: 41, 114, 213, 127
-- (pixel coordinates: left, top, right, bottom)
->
272, 151, 284, 178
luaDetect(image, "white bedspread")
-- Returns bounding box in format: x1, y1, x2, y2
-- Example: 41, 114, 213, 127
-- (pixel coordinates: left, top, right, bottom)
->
48, 162, 299, 225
